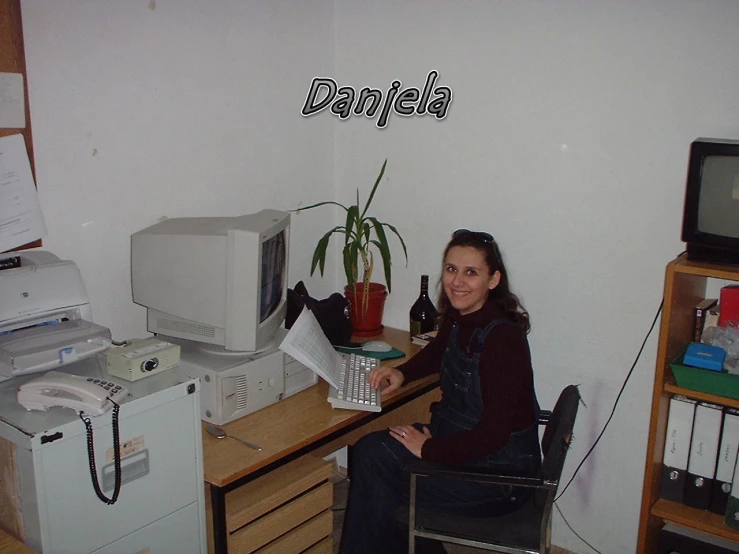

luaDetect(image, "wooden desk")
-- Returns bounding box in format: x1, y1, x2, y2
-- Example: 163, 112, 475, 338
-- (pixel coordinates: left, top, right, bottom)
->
202, 327, 440, 553
0, 528, 34, 554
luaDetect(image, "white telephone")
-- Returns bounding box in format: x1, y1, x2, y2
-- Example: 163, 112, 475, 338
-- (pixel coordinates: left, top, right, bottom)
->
17, 370, 128, 416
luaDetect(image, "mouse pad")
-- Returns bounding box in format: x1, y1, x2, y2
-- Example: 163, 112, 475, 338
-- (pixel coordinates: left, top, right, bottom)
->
335, 344, 406, 361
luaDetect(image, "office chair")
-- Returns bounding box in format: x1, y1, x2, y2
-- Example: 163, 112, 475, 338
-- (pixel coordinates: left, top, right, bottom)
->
404, 384, 581, 554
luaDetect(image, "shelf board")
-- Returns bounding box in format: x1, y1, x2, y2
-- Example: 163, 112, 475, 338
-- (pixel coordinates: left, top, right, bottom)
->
652, 499, 739, 542
673, 256, 739, 281
664, 383, 739, 409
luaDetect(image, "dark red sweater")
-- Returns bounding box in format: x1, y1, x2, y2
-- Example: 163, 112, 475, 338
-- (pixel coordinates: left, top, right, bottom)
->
398, 299, 537, 463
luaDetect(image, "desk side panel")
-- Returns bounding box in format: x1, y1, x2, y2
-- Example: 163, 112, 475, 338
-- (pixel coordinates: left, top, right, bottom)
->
0, 435, 22, 540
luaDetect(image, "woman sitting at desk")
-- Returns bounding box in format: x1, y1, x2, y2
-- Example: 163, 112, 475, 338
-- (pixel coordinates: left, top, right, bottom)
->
339, 229, 541, 554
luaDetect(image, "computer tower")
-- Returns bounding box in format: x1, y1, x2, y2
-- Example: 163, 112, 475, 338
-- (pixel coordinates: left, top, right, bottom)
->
174, 340, 285, 426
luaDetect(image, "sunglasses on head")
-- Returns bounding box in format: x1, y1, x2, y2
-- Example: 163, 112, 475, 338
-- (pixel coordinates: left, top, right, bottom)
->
452, 229, 495, 243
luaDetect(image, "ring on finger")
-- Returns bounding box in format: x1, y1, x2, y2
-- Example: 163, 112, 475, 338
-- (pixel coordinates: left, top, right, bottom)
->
401, 432, 406, 438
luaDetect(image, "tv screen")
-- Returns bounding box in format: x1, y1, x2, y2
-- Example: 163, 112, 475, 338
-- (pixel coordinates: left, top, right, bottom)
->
682, 138, 739, 265
696, 155, 739, 239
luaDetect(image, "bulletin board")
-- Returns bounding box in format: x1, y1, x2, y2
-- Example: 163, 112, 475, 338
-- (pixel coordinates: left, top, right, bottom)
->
0, 0, 40, 251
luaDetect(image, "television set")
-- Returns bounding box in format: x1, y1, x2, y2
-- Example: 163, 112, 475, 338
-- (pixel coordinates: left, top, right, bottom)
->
682, 137, 739, 265
131, 209, 290, 353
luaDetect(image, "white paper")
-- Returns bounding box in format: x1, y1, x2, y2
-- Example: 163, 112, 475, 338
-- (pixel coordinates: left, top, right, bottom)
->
279, 307, 342, 388
0, 134, 47, 253
0, 73, 25, 129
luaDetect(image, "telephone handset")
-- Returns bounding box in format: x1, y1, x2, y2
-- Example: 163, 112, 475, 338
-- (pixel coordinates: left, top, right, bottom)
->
17, 370, 128, 416
17, 370, 129, 505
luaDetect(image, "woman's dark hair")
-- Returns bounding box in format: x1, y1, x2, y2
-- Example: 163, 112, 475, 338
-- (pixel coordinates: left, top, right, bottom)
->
437, 231, 531, 333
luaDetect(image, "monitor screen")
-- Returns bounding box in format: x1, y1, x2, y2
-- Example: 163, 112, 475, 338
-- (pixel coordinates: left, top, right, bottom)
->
131, 209, 290, 353
696, 155, 739, 239
260, 230, 286, 323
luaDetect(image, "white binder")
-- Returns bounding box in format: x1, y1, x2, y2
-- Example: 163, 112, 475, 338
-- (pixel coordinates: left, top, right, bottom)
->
711, 408, 739, 514
660, 395, 697, 502
685, 401, 723, 510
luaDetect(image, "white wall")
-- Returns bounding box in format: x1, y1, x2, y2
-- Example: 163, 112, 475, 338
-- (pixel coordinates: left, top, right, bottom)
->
21, 0, 336, 342
331, 2, 739, 552
20, 1, 739, 552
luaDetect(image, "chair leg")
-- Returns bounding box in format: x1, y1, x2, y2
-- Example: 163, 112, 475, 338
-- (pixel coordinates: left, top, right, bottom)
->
409, 473, 417, 554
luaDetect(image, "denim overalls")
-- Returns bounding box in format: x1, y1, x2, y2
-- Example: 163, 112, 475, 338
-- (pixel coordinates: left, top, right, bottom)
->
430, 318, 542, 476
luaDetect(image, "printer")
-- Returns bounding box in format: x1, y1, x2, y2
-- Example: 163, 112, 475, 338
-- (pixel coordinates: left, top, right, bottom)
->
0, 250, 111, 381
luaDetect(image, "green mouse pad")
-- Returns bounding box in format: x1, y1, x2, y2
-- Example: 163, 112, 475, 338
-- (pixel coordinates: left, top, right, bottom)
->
335, 344, 406, 361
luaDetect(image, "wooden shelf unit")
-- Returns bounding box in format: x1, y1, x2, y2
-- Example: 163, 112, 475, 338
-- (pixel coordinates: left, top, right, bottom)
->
637, 254, 739, 552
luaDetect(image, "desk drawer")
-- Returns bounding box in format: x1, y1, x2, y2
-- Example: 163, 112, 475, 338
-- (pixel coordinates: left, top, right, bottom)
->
227, 455, 332, 532
303, 536, 333, 554
229, 482, 332, 552
205, 455, 334, 553
250, 509, 332, 553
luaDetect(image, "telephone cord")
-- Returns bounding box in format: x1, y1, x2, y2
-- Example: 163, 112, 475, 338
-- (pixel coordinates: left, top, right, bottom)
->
79, 399, 123, 505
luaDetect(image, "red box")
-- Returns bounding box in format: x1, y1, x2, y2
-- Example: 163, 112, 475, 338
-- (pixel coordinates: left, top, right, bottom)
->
719, 285, 739, 327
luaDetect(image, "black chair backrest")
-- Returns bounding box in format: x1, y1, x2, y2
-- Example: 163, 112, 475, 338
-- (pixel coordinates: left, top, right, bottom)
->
540, 384, 580, 483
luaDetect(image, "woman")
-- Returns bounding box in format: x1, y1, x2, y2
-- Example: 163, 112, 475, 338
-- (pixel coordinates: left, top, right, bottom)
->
339, 229, 541, 554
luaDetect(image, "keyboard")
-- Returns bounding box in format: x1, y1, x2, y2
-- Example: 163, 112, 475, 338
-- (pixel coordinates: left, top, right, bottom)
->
328, 353, 381, 412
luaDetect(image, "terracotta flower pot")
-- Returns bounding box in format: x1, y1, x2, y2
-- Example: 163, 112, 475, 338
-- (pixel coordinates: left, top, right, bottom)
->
344, 282, 388, 337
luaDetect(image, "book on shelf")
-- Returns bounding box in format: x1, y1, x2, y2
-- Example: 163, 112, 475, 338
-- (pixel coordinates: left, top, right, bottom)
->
703, 304, 721, 336
694, 298, 718, 342
411, 329, 438, 347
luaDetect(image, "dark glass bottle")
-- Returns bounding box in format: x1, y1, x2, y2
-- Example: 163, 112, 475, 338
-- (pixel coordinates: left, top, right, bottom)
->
409, 275, 438, 336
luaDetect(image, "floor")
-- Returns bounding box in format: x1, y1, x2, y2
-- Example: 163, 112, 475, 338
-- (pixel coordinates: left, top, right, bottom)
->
330, 471, 572, 554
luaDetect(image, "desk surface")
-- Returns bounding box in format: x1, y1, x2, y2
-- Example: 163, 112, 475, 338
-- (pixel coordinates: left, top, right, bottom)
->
0, 528, 33, 554
202, 327, 436, 488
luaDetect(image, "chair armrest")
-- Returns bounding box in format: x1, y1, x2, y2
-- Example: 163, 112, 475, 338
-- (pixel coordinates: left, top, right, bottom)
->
404, 459, 556, 490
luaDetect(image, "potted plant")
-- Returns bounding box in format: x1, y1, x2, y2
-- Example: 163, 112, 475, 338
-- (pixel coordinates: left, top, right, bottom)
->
294, 159, 408, 336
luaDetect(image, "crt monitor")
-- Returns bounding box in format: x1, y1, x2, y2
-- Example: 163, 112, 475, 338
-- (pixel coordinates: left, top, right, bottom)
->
682, 137, 739, 265
131, 209, 290, 353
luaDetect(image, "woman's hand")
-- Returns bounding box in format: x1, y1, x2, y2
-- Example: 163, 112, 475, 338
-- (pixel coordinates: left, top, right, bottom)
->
368, 366, 404, 396
389, 425, 432, 458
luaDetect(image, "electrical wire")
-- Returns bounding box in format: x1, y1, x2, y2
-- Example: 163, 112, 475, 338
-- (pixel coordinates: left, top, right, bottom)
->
549, 295, 665, 552
556, 297, 663, 501
554, 502, 603, 554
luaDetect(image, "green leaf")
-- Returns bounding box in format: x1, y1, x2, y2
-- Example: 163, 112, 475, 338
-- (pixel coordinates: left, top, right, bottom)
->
384, 222, 408, 266
345, 205, 359, 244
369, 219, 392, 291
343, 242, 359, 290
361, 159, 387, 219
310, 233, 330, 276
310, 226, 344, 276
293, 200, 348, 213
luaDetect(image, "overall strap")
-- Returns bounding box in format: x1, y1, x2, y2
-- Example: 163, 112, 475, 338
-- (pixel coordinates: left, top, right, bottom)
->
466, 318, 518, 355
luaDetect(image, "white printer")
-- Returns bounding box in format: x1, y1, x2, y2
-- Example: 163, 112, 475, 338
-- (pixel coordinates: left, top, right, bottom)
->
0, 250, 111, 381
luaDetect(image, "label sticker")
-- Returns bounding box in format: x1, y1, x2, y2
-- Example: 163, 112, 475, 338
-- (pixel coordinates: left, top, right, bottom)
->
106, 435, 146, 464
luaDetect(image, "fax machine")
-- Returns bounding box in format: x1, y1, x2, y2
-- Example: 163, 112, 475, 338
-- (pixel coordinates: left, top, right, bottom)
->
0, 250, 111, 381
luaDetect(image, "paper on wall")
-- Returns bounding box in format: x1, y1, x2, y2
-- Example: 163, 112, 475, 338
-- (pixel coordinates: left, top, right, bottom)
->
0, 133, 47, 253
0, 73, 25, 129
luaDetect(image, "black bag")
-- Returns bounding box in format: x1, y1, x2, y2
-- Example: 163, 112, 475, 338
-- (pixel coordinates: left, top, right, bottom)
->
286, 281, 354, 347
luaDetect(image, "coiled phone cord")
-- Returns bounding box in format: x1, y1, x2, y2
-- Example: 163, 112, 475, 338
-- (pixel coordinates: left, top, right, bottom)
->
79, 400, 122, 505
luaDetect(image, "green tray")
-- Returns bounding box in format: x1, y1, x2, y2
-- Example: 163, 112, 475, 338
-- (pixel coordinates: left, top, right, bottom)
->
670, 350, 739, 400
